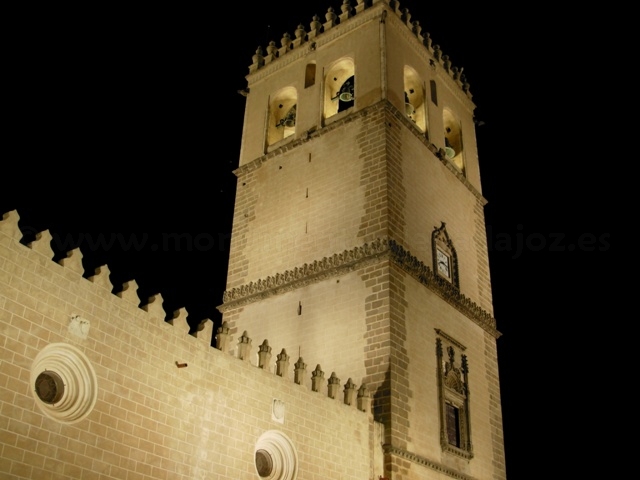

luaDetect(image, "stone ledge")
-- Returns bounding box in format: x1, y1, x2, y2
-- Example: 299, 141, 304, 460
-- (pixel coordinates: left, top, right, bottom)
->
235, 101, 487, 205
385, 445, 477, 480
219, 237, 500, 337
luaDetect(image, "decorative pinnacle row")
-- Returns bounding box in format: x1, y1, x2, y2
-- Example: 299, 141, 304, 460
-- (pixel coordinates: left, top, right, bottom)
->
248, 0, 471, 97
215, 324, 371, 412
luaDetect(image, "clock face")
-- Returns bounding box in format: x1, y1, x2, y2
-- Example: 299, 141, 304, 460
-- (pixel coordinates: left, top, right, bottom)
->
437, 249, 450, 279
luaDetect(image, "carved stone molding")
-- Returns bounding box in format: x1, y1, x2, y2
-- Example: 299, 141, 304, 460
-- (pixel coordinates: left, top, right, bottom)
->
219, 237, 499, 338
235, 101, 487, 205
30, 343, 98, 424
436, 337, 473, 459
384, 445, 477, 480
388, 240, 498, 335
219, 237, 390, 311
234, 101, 382, 178
432, 221, 460, 288
434, 329, 466, 351
246, 1, 472, 104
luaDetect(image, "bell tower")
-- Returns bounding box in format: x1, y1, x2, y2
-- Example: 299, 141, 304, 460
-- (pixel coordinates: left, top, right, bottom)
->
219, 1, 506, 478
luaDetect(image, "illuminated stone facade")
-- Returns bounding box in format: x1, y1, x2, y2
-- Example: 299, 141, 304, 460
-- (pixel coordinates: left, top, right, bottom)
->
0, 1, 506, 479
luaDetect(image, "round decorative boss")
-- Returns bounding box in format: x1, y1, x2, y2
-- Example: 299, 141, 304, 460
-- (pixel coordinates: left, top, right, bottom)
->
254, 430, 298, 479
30, 343, 98, 423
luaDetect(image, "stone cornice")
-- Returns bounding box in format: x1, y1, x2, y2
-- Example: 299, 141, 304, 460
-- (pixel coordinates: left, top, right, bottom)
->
386, 104, 486, 204
245, 1, 473, 104
389, 240, 499, 336
385, 445, 477, 480
233, 101, 380, 178
219, 237, 390, 312
234, 101, 487, 206
218, 237, 500, 338
435, 329, 467, 351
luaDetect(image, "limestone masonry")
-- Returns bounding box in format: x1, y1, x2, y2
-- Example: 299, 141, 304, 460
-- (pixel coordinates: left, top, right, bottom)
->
1, 1, 506, 479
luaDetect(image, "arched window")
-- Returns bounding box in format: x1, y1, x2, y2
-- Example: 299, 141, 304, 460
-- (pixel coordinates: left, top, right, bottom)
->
443, 109, 464, 174
404, 65, 427, 133
266, 87, 298, 148
323, 57, 355, 121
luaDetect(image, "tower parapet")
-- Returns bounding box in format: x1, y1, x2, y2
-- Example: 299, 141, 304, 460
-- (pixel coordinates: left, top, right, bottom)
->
247, 0, 472, 99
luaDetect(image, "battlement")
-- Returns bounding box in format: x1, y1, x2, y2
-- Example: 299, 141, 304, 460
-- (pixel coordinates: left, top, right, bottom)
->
247, 0, 472, 99
1, 212, 380, 478
0, 210, 209, 334
0, 208, 371, 413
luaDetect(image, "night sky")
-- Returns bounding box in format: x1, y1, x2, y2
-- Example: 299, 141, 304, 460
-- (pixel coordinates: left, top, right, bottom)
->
3, 2, 612, 477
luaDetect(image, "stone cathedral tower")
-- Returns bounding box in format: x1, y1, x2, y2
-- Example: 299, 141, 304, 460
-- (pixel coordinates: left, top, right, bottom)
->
219, 0, 506, 479
0, 1, 506, 479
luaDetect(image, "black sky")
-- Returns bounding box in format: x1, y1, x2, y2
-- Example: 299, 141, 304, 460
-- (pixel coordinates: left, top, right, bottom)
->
3, 2, 612, 477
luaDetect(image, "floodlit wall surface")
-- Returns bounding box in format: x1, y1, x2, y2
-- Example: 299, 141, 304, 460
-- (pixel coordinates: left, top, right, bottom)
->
1, 2, 507, 479
398, 269, 505, 478
0, 211, 376, 480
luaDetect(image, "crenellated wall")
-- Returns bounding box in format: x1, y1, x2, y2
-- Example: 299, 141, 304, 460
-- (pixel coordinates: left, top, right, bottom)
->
0, 210, 383, 480
247, 0, 473, 100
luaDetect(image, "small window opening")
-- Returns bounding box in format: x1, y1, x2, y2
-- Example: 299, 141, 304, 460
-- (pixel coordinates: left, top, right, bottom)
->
446, 403, 461, 448
305, 63, 316, 88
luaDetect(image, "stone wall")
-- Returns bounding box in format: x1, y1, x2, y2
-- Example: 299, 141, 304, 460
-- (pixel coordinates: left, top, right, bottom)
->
0, 211, 378, 480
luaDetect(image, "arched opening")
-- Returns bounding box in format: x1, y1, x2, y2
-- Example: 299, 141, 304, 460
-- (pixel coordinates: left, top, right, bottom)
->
404, 65, 427, 133
443, 108, 464, 174
267, 87, 298, 148
323, 57, 355, 121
